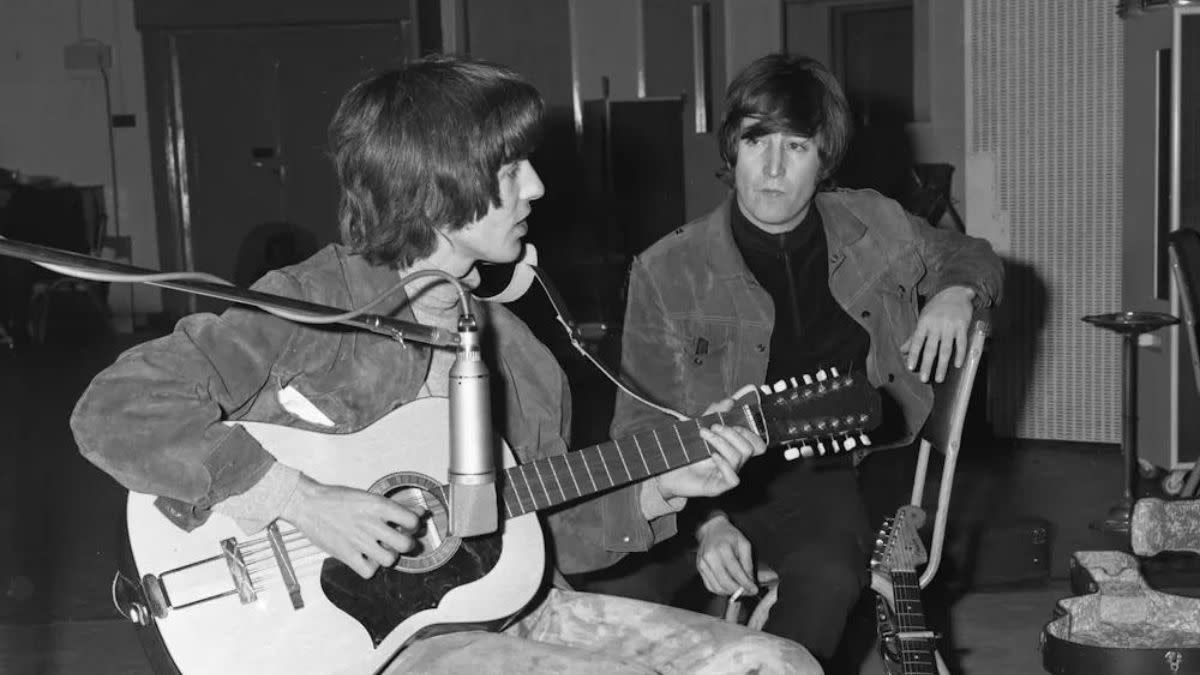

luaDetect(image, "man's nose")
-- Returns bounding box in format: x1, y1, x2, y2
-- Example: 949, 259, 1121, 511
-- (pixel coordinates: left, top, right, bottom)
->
763, 141, 785, 178
521, 161, 545, 201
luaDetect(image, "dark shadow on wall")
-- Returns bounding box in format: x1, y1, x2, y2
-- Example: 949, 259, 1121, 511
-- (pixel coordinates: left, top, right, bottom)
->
233, 222, 321, 288
984, 258, 1049, 440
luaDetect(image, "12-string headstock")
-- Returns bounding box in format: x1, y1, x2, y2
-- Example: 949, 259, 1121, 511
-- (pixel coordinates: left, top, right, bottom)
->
756, 368, 883, 461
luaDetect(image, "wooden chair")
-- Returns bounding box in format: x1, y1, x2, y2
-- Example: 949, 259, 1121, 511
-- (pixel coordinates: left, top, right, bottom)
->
724, 310, 992, 628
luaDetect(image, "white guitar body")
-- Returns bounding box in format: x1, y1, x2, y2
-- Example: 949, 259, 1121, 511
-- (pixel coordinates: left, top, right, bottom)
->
125, 397, 544, 675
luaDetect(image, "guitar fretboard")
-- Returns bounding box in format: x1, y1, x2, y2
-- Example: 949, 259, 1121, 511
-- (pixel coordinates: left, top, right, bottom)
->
484, 407, 759, 517
890, 569, 936, 675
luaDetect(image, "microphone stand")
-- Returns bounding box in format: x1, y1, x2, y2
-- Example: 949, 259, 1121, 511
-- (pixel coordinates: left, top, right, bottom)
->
0, 237, 501, 535
0, 238, 459, 349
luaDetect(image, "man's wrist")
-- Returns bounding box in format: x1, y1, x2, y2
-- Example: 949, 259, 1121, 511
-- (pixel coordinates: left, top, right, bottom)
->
639, 476, 687, 520
696, 511, 730, 539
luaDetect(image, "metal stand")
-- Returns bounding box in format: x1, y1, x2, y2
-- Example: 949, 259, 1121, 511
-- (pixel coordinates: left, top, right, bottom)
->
1082, 311, 1179, 537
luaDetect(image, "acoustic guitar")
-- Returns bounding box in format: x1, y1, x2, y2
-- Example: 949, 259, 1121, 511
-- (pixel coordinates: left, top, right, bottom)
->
115, 372, 880, 674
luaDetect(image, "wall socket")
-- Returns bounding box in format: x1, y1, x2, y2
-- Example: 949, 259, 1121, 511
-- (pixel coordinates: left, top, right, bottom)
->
64, 41, 112, 71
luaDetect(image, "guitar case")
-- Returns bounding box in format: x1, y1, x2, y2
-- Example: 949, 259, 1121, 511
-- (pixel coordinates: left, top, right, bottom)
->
1042, 551, 1200, 673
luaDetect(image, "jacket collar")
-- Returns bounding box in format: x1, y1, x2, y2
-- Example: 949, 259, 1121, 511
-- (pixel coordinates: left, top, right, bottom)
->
705, 191, 869, 278
334, 245, 420, 323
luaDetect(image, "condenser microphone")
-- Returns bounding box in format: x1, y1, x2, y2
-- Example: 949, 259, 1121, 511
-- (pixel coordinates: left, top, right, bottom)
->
447, 314, 498, 537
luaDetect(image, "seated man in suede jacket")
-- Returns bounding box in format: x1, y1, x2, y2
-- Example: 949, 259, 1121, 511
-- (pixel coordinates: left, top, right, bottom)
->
611, 53, 1003, 671
70, 55, 820, 674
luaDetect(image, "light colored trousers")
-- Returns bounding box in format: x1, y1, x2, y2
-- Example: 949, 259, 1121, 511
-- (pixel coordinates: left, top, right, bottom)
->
387, 589, 822, 674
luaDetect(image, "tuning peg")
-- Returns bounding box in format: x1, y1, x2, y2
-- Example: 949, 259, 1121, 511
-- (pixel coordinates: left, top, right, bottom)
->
803, 374, 814, 385
817, 440, 827, 456
789, 377, 799, 389
831, 366, 840, 377
843, 436, 858, 451
831, 438, 842, 452
800, 443, 814, 458
859, 433, 872, 447
816, 369, 828, 382
759, 384, 772, 394
783, 446, 800, 461
772, 380, 787, 393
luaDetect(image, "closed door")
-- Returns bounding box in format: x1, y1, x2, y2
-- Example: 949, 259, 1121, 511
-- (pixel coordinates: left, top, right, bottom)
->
173, 24, 405, 310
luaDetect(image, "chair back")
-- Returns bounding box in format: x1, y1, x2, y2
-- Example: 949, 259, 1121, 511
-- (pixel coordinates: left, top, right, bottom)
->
1169, 229, 1200, 398
919, 308, 992, 456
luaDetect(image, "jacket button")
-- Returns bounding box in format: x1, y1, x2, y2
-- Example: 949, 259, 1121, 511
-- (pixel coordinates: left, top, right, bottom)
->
756, 344, 766, 352
898, 284, 906, 294
888, 373, 896, 383
861, 310, 871, 318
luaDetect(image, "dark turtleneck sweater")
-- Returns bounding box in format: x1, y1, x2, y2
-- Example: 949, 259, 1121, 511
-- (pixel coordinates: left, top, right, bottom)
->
729, 200, 871, 387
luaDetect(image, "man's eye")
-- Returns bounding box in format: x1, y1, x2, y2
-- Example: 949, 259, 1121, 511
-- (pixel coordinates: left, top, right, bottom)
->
742, 137, 760, 146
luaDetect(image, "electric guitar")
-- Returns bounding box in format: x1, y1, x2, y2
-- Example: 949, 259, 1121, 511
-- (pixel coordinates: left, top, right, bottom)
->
870, 505, 946, 675
115, 372, 881, 675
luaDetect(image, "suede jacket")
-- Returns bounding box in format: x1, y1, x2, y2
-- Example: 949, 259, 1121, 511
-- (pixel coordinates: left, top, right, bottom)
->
71, 245, 673, 575
611, 189, 1004, 447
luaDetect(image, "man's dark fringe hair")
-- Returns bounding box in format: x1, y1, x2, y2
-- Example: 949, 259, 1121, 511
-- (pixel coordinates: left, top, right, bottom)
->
716, 54, 851, 188
330, 55, 544, 268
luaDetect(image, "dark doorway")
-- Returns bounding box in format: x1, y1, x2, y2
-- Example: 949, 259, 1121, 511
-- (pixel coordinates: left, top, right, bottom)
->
832, 2, 915, 201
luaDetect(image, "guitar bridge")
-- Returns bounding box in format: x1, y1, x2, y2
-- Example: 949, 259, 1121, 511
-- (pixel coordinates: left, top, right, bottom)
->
222, 537, 258, 605
266, 521, 304, 610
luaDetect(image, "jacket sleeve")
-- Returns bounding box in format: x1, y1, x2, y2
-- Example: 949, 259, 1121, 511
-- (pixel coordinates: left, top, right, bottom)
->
907, 213, 1004, 308
70, 271, 303, 522
610, 255, 692, 441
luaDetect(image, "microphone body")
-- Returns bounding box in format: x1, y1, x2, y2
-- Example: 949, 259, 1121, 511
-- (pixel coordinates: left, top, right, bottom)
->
448, 318, 499, 537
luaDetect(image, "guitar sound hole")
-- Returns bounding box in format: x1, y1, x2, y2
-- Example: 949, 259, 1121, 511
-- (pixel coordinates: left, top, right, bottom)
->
369, 472, 460, 573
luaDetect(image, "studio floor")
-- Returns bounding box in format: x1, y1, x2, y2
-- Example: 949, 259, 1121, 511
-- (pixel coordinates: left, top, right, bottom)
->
0, 309, 1187, 674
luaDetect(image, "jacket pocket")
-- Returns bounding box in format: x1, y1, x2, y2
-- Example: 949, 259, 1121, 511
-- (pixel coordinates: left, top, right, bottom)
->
679, 319, 737, 411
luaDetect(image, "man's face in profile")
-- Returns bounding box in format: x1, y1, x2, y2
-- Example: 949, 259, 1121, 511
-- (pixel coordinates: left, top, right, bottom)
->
732, 118, 822, 234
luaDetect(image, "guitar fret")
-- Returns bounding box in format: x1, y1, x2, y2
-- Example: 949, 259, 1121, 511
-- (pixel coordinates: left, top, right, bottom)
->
546, 456, 567, 503
596, 444, 615, 486
694, 419, 713, 456
651, 429, 669, 468
674, 426, 692, 461
613, 439, 634, 480
517, 464, 540, 510
579, 449, 598, 492
632, 435, 652, 475
501, 486, 516, 519
531, 461, 550, 505
563, 453, 584, 497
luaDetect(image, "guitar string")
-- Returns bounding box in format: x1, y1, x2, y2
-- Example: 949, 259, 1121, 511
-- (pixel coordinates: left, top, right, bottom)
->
228, 399, 861, 588
891, 569, 934, 674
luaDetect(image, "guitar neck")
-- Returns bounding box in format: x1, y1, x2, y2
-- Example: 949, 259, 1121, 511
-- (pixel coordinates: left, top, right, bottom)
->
492, 405, 762, 518
889, 569, 937, 674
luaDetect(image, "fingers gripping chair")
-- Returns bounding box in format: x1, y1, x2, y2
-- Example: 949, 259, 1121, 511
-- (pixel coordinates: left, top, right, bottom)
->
724, 310, 993, 630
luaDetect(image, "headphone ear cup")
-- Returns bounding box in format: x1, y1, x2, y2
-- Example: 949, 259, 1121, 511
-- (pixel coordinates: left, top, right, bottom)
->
473, 243, 538, 303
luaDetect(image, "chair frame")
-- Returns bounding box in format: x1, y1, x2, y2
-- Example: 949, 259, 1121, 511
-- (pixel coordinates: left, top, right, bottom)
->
909, 309, 991, 588
724, 310, 991, 623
